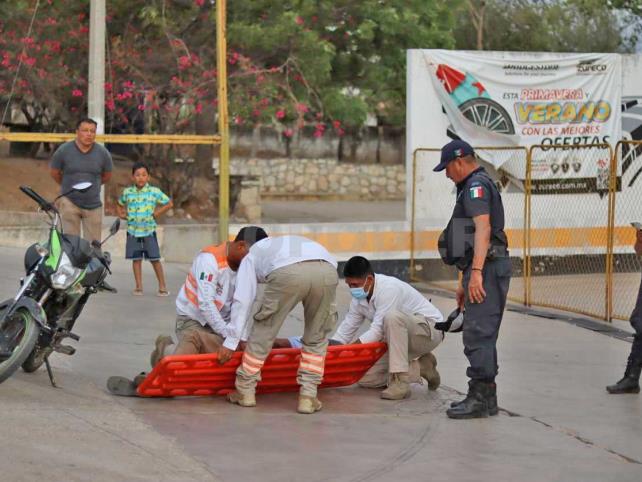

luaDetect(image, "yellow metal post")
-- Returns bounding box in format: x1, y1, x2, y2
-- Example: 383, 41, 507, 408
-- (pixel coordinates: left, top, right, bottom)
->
524, 147, 533, 306
606, 143, 620, 322
216, 0, 230, 243
409, 150, 418, 281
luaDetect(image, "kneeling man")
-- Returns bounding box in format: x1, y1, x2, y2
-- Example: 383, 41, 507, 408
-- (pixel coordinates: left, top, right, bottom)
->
332, 256, 444, 400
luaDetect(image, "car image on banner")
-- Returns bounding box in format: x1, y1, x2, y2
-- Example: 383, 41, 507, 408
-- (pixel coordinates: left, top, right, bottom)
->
436, 63, 515, 135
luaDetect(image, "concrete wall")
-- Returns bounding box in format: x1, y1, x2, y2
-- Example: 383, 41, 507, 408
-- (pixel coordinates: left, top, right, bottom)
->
0, 216, 417, 265
218, 158, 406, 200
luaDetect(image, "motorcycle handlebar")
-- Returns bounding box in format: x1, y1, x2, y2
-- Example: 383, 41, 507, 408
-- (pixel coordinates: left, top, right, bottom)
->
19, 186, 56, 213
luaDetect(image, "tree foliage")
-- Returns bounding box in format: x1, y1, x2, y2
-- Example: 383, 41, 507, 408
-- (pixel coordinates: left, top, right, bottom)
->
455, 0, 637, 53
0, 0, 457, 138
0, 0, 637, 140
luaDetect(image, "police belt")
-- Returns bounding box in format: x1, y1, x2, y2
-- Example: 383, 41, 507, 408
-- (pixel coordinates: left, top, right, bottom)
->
456, 245, 509, 271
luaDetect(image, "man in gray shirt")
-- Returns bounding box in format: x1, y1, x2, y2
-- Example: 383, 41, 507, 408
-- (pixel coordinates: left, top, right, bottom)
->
50, 118, 113, 242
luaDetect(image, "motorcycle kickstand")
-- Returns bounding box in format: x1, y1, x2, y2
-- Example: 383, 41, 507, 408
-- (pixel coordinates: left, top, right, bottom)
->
44, 358, 59, 388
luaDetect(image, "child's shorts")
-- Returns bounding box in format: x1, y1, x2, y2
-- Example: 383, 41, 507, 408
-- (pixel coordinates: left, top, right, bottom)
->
126, 232, 161, 261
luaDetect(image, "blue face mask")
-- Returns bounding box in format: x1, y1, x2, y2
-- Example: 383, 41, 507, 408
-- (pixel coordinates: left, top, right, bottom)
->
350, 278, 371, 300
350, 287, 368, 300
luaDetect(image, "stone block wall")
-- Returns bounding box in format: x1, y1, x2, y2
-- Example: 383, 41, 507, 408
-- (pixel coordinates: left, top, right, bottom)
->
223, 158, 406, 200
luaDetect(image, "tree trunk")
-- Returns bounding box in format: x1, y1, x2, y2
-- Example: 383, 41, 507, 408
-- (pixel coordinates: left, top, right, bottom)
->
376, 123, 383, 164
467, 0, 486, 50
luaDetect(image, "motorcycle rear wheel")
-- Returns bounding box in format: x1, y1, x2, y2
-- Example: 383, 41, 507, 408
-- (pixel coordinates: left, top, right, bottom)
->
0, 309, 40, 384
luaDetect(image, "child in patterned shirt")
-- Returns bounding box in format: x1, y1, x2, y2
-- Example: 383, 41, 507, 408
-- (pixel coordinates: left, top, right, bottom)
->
117, 162, 173, 296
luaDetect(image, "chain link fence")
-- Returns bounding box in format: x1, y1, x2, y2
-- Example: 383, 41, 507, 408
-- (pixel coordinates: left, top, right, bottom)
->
409, 142, 641, 321
525, 144, 613, 319
611, 141, 642, 321
410, 146, 528, 304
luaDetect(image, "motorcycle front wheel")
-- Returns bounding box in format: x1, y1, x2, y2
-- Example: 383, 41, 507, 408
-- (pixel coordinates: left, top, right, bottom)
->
0, 308, 40, 383
21, 346, 52, 373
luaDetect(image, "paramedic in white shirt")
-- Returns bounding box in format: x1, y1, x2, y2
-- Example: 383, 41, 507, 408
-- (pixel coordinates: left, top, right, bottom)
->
332, 256, 443, 400
219, 235, 338, 415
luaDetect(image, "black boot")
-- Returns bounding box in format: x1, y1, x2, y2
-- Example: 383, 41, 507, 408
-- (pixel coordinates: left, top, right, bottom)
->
487, 382, 498, 415
447, 380, 491, 419
606, 364, 641, 394
450, 382, 498, 415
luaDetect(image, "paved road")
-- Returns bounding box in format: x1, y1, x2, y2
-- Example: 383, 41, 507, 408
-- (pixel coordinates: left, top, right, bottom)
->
0, 246, 641, 481
261, 200, 405, 223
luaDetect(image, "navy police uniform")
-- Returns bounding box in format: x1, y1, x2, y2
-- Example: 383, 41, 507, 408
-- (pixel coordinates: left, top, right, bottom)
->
435, 139, 511, 418
606, 255, 642, 393
629, 279, 642, 368
442, 166, 511, 381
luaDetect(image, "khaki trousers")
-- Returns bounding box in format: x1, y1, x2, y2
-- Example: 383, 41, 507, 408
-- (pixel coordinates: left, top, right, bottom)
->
57, 196, 102, 243
154, 315, 219, 359
174, 330, 224, 356
236, 261, 338, 398
175, 315, 215, 339
384, 310, 443, 373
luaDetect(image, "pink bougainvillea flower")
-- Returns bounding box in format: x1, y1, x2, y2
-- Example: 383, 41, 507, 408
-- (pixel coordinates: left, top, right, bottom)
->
275, 109, 285, 119
72, 89, 83, 97
105, 99, 115, 111
195, 103, 203, 114
295, 103, 308, 113
228, 52, 240, 65
295, 16, 304, 25
333, 120, 341, 129
178, 56, 192, 70
195, 0, 205, 6
137, 104, 145, 111
313, 130, 323, 138
283, 128, 294, 138
337, 128, 345, 137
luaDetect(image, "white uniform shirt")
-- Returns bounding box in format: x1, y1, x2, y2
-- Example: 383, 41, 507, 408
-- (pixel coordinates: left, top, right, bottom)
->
333, 273, 443, 345
223, 235, 337, 350
175, 248, 236, 335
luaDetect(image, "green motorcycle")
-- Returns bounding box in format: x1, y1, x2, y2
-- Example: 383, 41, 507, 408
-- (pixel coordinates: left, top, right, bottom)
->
0, 183, 120, 385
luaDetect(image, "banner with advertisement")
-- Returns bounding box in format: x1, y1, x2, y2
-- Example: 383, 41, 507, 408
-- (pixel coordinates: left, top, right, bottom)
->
421, 50, 621, 194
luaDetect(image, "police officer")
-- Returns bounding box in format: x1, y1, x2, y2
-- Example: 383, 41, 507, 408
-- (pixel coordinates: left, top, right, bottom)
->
606, 226, 642, 394
434, 140, 511, 419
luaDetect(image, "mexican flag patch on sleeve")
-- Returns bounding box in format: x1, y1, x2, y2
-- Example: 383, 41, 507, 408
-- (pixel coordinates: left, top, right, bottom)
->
469, 186, 484, 199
